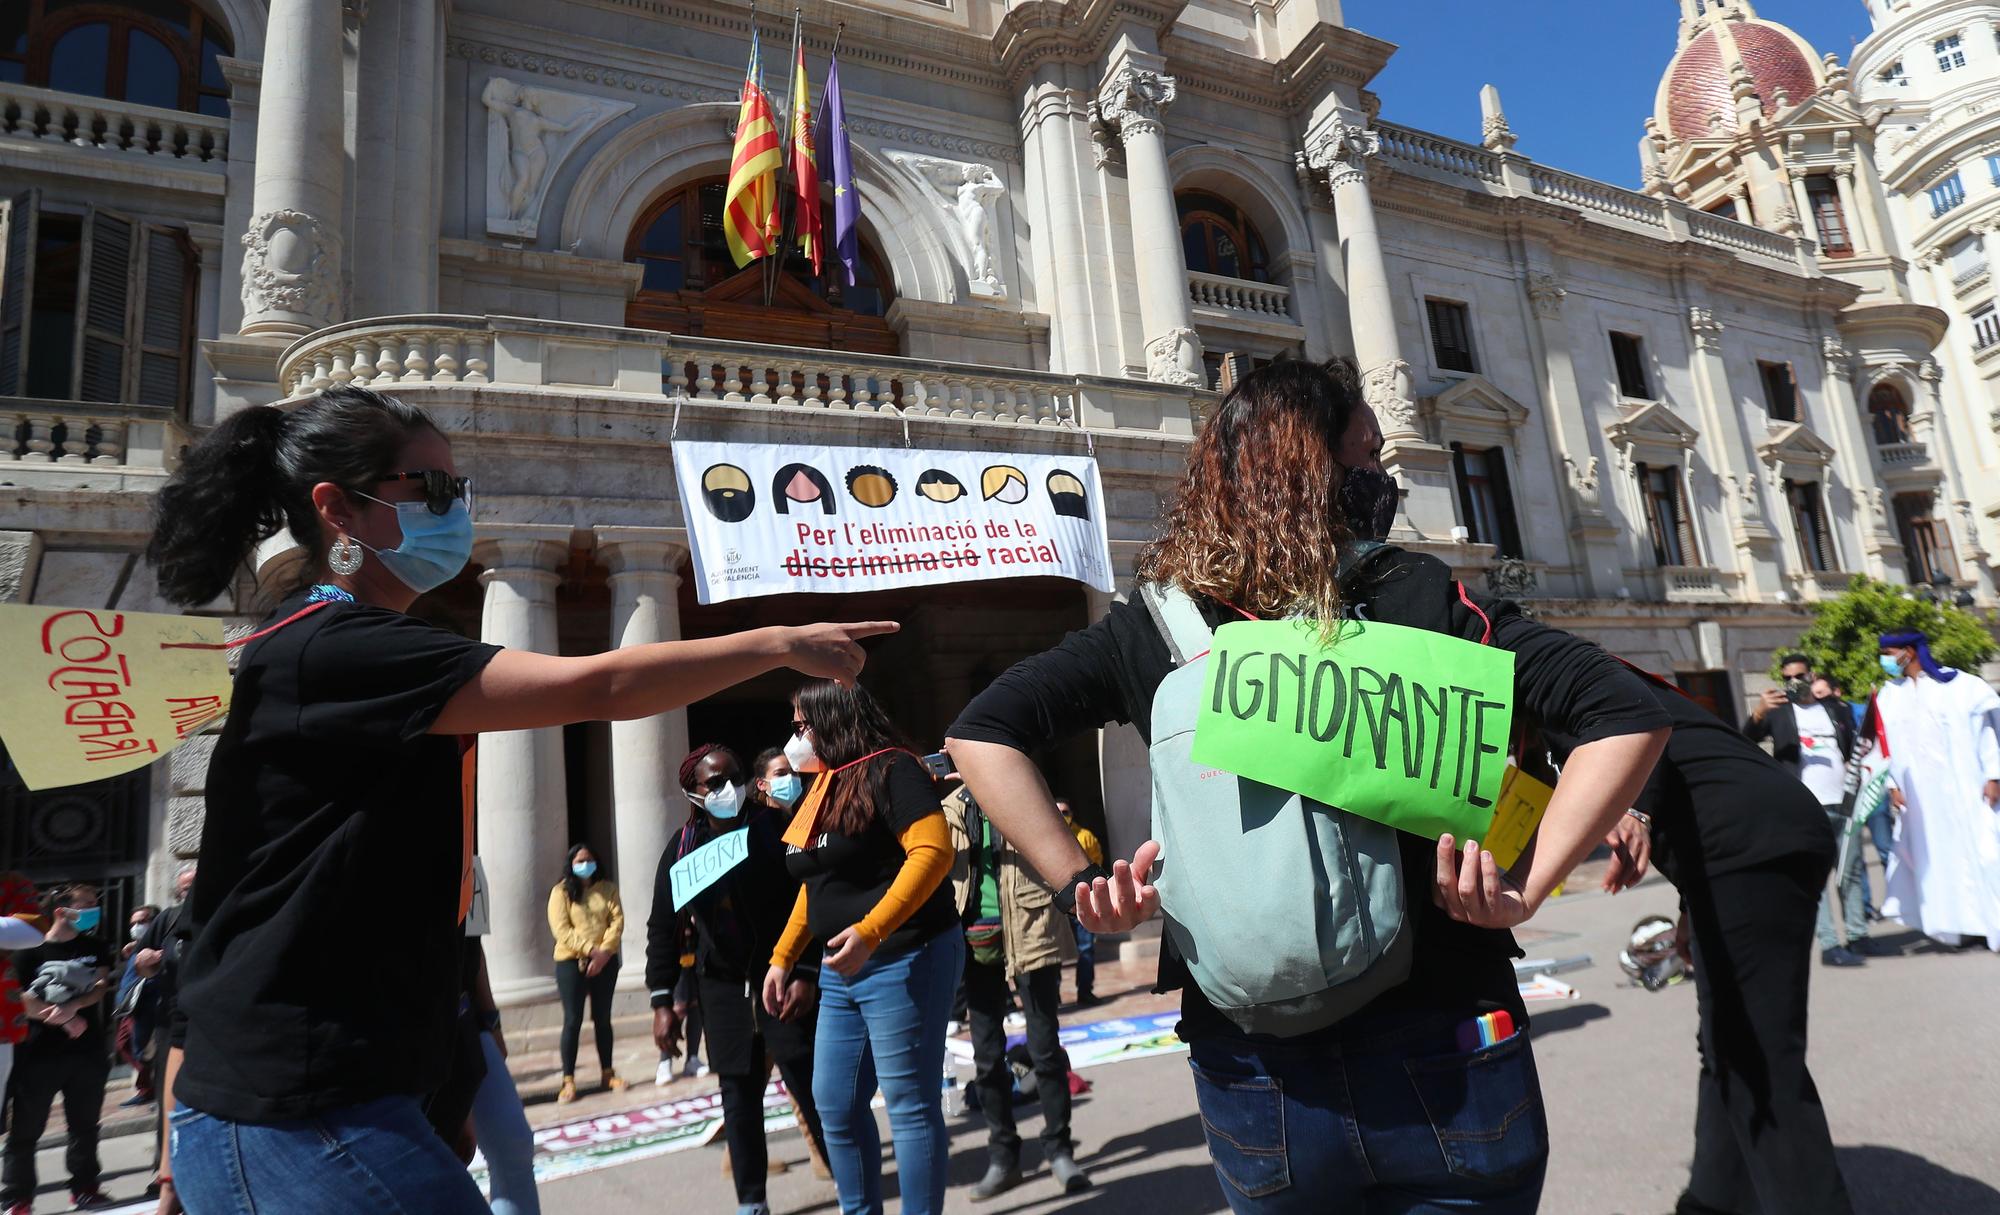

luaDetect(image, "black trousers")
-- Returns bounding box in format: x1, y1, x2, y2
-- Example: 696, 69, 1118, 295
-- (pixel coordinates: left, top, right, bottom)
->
966, 959, 1070, 1163
1677, 858, 1853, 1215
717, 1029, 823, 1205
555, 956, 620, 1076
1, 1046, 110, 1203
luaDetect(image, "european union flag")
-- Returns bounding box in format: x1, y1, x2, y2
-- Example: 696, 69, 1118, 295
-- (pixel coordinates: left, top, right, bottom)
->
820, 54, 860, 286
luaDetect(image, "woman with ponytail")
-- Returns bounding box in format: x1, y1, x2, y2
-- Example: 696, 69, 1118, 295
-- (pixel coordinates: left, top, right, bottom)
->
764, 681, 959, 1215
146, 386, 894, 1215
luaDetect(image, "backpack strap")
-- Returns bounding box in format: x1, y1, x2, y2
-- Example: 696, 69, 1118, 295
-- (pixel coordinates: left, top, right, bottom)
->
1139, 582, 1217, 668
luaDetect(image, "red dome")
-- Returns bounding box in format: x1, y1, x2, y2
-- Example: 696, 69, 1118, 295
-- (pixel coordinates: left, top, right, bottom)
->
1665, 22, 1820, 140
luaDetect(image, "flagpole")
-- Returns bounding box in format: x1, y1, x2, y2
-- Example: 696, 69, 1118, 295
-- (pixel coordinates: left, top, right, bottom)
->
814, 22, 844, 150
765, 6, 805, 308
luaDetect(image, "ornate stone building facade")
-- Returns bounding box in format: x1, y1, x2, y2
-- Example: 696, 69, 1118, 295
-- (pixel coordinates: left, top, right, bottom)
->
2, 0, 1993, 999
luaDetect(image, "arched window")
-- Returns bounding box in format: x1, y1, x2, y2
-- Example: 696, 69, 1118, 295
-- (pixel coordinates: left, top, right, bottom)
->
625, 177, 898, 354
1, 0, 233, 117
1177, 191, 1270, 283
1869, 382, 1913, 445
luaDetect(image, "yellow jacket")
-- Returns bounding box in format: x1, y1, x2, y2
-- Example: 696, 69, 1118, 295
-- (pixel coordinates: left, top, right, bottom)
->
548, 880, 625, 962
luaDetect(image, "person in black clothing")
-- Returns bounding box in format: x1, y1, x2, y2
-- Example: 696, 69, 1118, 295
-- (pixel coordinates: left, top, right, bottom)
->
3, 883, 117, 1213
140, 386, 894, 1215
947, 360, 1670, 1213
649, 743, 824, 1215
1571, 670, 1854, 1215
133, 864, 194, 1199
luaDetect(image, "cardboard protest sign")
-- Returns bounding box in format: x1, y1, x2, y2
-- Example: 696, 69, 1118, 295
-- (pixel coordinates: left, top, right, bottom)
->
1486, 763, 1555, 870
671, 828, 752, 911
1190, 618, 1516, 842
0, 605, 232, 791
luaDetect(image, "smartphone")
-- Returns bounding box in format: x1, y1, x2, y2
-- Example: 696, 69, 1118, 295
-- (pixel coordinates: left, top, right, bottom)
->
921, 751, 953, 779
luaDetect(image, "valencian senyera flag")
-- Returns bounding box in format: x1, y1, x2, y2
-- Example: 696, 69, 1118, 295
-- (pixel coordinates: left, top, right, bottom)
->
725, 32, 782, 268
788, 32, 823, 275
820, 52, 859, 285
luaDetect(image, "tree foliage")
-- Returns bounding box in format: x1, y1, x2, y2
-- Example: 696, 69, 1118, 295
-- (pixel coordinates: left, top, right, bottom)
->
1783, 576, 1998, 695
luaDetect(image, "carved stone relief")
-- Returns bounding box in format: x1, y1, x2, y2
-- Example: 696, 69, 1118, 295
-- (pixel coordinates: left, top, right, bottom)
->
1361, 359, 1416, 431
241, 209, 338, 325
1144, 327, 1205, 388
884, 151, 1007, 300
482, 78, 632, 240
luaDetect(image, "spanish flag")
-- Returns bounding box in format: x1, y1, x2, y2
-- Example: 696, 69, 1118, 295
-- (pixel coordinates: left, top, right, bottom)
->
724, 34, 782, 268
789, 37, 823, 276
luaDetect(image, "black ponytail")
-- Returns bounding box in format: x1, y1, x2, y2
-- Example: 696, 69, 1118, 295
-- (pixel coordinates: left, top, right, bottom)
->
145, 386, 441, 607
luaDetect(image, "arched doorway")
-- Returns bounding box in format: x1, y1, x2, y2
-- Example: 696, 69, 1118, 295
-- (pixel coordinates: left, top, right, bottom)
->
624, 176, 899, 354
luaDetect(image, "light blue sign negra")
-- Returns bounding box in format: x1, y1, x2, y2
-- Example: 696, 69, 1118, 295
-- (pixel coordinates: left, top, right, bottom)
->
670, 828, 752, 911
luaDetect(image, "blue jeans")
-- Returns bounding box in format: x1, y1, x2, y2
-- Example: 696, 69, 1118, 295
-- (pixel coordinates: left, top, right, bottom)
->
811, 929, 963, 1215
1865, 801, 1895, 907
472, 1031, 541, 1215
1815, 811, 1870, 951
170, 1094, 489, 1215
1187, 1011, 1548, 1214
1071, 916, 1097, 998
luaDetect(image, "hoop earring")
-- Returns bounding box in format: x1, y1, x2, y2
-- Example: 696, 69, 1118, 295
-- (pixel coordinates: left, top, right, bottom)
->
328, 535, 364, 576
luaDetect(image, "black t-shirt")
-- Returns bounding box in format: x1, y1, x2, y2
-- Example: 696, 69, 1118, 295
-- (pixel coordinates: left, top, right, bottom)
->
14, 934, 114, 1054
948, 547, 1672, 1042
1536, 674, 1834, 890
784, 753, 956, 958
174, 593, 499, 1123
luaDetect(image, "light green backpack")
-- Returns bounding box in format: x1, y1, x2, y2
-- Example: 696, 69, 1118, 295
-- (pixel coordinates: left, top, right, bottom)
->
1139, 582, 1411, 1036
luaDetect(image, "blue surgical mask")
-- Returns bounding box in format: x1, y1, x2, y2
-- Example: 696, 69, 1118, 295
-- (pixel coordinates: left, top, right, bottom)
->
767, 774, 804, 808
1879, 654, 1905, 679
355, 494, 474, 593
72, 908, 101, 933
571, 860, 597, 879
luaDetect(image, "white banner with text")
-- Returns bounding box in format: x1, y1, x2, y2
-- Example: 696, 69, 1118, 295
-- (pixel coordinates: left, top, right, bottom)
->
671, 441, 1115, 604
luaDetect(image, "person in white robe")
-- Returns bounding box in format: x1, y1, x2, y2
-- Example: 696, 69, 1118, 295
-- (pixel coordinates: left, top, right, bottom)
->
1873, 630, 2000, 949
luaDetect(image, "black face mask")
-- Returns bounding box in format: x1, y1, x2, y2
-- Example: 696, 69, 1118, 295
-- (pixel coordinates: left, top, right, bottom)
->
1340, 466, 1400, 541
1785, 677, 1813, 705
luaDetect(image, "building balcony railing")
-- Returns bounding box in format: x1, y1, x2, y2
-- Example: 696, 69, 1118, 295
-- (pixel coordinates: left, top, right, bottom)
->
1187, 272, 1295, 322
0, 82, 228, 164
278, 315, 1216, 437
1372, 121, 1813, 272
1953, 261, 1991, 298
1877, 440, 1931, 466
0, 398, 186, 469
1661, 564, 1728, 602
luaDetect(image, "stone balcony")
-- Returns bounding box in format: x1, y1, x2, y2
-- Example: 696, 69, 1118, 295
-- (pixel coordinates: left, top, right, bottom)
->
276, 315, 1216, 440
0, 398, 188, 486
0, 82, 228, 190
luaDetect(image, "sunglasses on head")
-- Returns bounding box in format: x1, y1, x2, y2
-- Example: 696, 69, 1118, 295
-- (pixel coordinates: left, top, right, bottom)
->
379, 470, 472, 516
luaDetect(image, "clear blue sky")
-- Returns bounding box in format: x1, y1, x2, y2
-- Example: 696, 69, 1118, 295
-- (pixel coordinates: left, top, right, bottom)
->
1345, 0, 1876, 188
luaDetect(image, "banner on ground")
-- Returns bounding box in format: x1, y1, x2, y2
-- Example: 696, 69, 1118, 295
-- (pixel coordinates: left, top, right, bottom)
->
1191, 618, 1517, 843
670, 440, 1114, 604
0, 605, 231, 791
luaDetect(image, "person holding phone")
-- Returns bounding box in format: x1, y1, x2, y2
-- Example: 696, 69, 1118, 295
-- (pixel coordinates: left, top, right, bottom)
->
764, 682, 959, 1215
651, 743, 824, 1215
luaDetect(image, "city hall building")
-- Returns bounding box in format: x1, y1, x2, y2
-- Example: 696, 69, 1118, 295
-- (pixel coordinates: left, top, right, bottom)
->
2, 0, 1996, 1001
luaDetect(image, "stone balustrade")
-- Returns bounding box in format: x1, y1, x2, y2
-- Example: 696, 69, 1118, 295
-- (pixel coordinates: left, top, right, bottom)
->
1662, 564, 1727, 601
1373, 121, 1812, 272
0, 82, 228, 163
0, 398, 184, 468
1187, 272, 1295, 320
278, 315, 1215, 437
1877, 440, 1930, 466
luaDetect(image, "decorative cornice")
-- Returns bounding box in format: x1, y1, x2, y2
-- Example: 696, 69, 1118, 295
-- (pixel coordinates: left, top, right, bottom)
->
448, 38, 1021, 164
993, 0, 1187, 85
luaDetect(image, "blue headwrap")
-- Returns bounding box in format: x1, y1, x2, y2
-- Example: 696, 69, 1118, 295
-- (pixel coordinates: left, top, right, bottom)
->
1879, 630, 1957, 683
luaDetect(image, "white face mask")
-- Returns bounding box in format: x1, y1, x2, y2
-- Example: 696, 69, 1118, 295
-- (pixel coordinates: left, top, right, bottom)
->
689, 781, 745, 820
130, 923, 148, 942
784, 730, 823, 774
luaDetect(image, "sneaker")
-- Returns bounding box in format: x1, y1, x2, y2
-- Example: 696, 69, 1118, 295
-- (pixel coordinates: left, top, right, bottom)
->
1820, 946, 1866, 968
120, 1091, 154, 1108
1073, 993, 1104, 1010
71, 1192, 117, 1211
737, 1205, 773, 1215
656, 1060, 676, 1087
683, 1062, 710, 1079
1852, 937, 1899, 958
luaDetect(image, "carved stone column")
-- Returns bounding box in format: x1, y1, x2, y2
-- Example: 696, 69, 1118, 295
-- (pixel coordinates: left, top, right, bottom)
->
1818, 336, 1897, 579
1094, 64, 1203, 387
1916, 359, 1990, 573
239, 0, 345, 336
1023, 68, 1100, 375
1303, 118, 1417, 439
1832, 165, 1877, 256
1683, 301, 1782, 599
474, 527, 570, 1004
595, 527, 690, 989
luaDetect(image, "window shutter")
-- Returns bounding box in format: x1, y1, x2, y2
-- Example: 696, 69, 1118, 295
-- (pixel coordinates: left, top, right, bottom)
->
1673, 470, 1701, 566
1450, 442, 1480, 541
132, 226, 192, 409
1814, 486, 1838, 571
72, 209, 137, 404
0, 189, 37, 397
1490, 453, 1524, 558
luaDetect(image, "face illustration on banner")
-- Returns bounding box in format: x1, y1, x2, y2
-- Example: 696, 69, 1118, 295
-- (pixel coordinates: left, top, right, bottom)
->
982, 465, 1029, 504
847, 465, 898, 508
700, 464, 756, 523
774, 463, 836, 515
1047, 470, 1089, 520
916, 469, 966, 504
